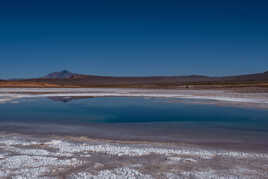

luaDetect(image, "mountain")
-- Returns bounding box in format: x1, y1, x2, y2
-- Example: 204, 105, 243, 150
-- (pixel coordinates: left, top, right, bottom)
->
43, 70, 77, 79
219, 71, 268, 82
38, 70, 268, 84
2, 70, 268, 89
40, 70, 212, 84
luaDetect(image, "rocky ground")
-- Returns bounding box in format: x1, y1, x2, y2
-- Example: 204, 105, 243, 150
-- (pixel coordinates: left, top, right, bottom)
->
0, 133, 267, 179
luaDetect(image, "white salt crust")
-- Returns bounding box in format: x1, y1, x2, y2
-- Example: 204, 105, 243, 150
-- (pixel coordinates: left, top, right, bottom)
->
0, 136, 267, 178
1, 88, 268, 104
68, 167, 153, 179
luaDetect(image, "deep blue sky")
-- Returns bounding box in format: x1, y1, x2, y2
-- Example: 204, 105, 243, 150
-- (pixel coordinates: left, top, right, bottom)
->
0, 0, 268, 78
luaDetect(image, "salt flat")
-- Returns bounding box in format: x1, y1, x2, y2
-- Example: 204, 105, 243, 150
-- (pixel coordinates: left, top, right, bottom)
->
1, 88, 268, 107
0, 134, 267, 178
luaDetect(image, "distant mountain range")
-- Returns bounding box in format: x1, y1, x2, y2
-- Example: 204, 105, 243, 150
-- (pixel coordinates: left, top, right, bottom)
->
41, 70, 212, 81
40, 70, 268, 82
1, 70, 268, 89
43, 70, 78, 79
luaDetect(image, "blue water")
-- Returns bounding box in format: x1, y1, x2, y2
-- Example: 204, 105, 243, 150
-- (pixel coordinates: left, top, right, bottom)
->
1, 97, 268, 149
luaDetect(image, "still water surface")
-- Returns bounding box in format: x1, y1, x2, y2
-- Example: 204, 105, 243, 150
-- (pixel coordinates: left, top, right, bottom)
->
1, 97, 268, 150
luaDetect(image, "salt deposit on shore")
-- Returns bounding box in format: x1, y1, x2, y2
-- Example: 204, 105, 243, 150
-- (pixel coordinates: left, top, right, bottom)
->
1, 88, 268, 106
0, 134, 267, 178
68, 168, 153, 179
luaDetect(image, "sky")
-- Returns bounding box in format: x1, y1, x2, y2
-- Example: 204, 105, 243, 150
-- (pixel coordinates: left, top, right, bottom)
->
0, 0, 268, 79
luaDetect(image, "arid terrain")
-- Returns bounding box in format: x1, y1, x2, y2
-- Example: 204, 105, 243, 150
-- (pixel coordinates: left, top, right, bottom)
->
1, 70, 268, 91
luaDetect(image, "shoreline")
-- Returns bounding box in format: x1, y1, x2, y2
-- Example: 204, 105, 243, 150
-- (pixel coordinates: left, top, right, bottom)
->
1, 88, 268, 109
1, 121, 268, 154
